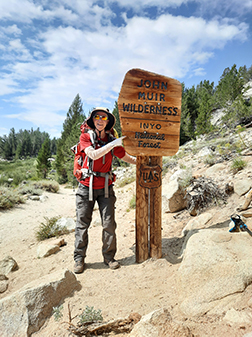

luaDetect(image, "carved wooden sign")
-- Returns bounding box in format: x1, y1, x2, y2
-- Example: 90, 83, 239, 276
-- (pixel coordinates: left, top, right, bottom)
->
118, 68, 182, 156
139, 164, 162, 189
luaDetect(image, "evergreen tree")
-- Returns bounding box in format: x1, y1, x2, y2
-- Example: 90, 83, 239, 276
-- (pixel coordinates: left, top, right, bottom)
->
180, 83, 191, 145
112, 101, 122, 137
55, 140, 68, 183
37, 138, 51, 179
51, 137, 57, 155
195, 80, 215, 135
56, 94, 86, 183
0, 127, 51, 160
15, 143, 22, 160
9, 128, 17, 157
215, 64, 244, 107
61, 94, 84, 142
180, 85, 199, 140
22, 130, 32, 158
1, 135, 12, 160
215, 64, 251, 126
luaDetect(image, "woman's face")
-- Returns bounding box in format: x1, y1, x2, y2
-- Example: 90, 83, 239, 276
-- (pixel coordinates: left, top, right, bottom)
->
93, 111, 109, 132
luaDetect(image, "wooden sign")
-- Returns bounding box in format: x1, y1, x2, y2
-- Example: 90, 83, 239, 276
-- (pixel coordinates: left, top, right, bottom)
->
118, 68, 182, 157
118, 69, 182, 263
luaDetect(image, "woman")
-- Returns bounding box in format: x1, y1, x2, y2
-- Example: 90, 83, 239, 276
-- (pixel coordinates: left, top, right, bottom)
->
74, 107, 136, 273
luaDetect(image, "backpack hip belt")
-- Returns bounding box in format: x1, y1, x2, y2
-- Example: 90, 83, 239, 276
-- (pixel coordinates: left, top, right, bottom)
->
80, 168, 113, 201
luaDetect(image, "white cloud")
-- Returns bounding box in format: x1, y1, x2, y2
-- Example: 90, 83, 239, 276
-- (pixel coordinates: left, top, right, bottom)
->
0, 126, 9, 135
194, 0, 252, 16
1, 25, 22, 36
0, 0, 251, 136
0, 0, 45, 23
0, 73, 23, 95
106, 0, 188, 10
192, 67, 206, 77
0, 0, 80, 24
4, 110, 65, 130
4, 13, 247, 115
9, 39, 24, 50
108, 0, 252, 16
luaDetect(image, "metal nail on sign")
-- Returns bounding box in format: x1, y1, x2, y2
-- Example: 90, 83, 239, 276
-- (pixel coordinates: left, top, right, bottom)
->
118, 68, 182, 157
139, 164, 162, 189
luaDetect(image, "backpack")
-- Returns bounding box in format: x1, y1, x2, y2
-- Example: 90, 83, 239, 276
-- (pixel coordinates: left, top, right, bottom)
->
71, 121, 118, 183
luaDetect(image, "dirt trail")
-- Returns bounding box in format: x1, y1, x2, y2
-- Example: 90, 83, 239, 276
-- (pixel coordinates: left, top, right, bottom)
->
0, 180, 245, 336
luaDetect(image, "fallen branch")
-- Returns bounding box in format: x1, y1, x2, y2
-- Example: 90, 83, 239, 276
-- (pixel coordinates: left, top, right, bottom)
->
237, 189, 252, 211
68, 313, 141, 336
186, 177, 227, 215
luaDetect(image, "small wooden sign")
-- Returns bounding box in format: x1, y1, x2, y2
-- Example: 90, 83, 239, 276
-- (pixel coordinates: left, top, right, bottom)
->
139, 164, 162, 189
118, 68, 182, 157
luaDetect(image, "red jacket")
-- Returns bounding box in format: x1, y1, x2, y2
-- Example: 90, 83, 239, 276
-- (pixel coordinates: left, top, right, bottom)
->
79, 132, 125, 189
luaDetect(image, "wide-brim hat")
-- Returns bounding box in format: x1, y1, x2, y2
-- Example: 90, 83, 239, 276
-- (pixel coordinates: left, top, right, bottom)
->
86, 107, 115, 131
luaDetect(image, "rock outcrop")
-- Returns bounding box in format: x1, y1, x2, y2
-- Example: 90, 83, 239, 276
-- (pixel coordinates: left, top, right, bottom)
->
178, 229, 252, 317
0, 269, 79, 337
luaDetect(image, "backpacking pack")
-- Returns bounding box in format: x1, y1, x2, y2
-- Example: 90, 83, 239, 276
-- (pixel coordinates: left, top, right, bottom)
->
71, 121, 117, 200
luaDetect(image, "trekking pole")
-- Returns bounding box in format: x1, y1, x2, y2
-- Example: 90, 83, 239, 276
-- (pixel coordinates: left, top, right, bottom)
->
230, 214, 252, 236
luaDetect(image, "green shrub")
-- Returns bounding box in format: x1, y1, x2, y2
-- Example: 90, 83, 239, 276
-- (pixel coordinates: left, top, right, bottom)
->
36, 216, 68, 241
178, 169, 193, 189
53, 305, 63, 322
78, 306, 103, 325
230, 157, 247, 174
17, 184, 43, 196
31, 180, 59, 193
162, 157, 177, 176
129, 195, 136, 209
0, 158, 37, 186
203, 154, 216, 166
12, 172, 28, 186
0, 187, 25, 210
179, 163, 187, 170
115, 175, 135, 188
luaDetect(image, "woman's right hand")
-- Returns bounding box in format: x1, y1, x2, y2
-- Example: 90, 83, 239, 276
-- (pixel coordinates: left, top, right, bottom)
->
110, 136, 126, 147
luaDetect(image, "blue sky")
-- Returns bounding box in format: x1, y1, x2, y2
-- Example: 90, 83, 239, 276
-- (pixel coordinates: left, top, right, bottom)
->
0, 0, 252, 138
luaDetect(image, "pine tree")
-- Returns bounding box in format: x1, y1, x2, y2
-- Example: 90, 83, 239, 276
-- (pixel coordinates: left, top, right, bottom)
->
61, 94, 84, 142
215, 64, 244, 107
180, 85, 199, 140
56, 94, 86, 183
112, 101, 122, 137
9, 128, 17, 158
37, 138, 51, 179
0, 127, 51, 160
55, 140, 68, 183
195, 81, 214, 135
1, 135, 12, 160
22, 130, 32, 158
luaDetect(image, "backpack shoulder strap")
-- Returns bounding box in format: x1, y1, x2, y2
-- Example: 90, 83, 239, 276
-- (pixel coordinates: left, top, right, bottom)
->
87, 129, 96, 148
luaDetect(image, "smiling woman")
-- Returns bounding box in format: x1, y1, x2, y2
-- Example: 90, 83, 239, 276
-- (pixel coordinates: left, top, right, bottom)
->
73, 107, 136, 274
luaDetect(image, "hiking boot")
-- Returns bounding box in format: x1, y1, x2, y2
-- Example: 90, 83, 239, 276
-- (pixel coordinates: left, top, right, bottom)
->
74, 260, 85, 274
105, 259, 120, 270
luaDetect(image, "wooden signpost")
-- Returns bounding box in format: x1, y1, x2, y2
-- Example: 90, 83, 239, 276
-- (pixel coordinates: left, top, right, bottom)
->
118, 68, 182, 262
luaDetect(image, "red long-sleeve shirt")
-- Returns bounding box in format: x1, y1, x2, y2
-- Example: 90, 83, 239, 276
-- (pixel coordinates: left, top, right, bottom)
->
79, 132, 125, 189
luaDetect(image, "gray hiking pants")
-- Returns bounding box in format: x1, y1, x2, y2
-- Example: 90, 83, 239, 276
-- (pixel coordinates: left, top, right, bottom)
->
74, 183, 117, 263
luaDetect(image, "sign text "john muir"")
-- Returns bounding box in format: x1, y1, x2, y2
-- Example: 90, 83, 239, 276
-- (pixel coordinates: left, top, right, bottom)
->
122, 79, 179, 116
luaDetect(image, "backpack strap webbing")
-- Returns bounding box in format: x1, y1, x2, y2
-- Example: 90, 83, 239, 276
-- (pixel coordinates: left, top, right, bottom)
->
81, 169, 113, 201
81, 129, 114, 201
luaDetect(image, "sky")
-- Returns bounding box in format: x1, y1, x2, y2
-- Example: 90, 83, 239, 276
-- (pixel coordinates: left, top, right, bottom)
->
0, 0, 252, 139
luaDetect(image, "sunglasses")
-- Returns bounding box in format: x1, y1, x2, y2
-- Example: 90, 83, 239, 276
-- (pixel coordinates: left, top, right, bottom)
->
93, 114, 108, 121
